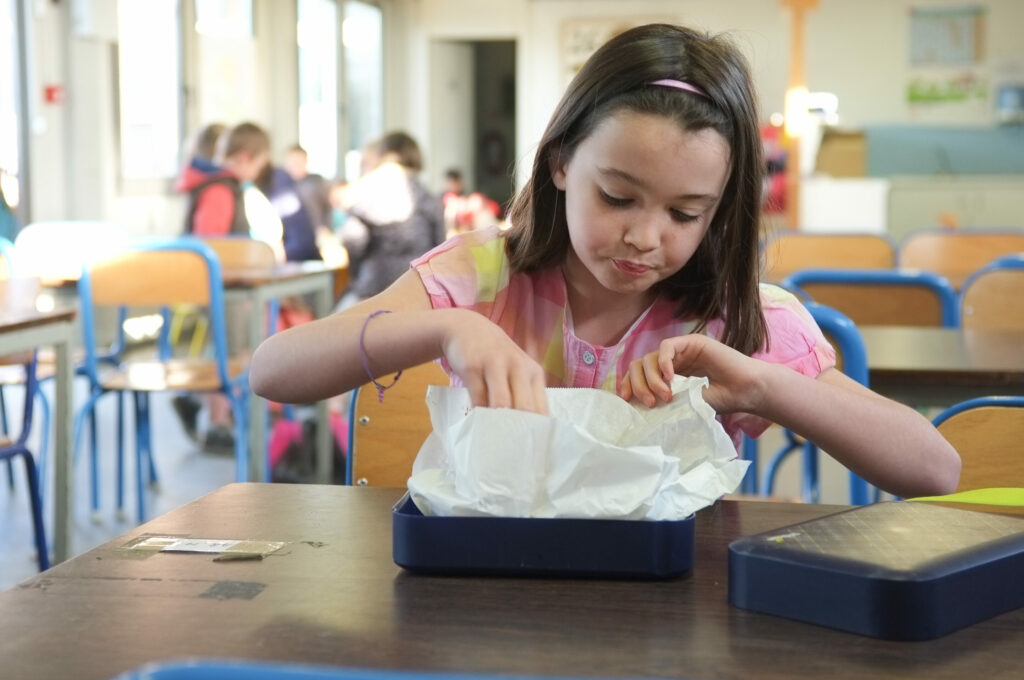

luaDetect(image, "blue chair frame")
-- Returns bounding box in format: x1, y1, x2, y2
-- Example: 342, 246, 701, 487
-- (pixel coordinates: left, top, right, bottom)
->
75, 238, 251, 523
959, 253, 1024, 327
112, 659, 614, 680
932, 395, 1024, 428
0, 236, 52, 500
781, 268, 959, 328
0, 352, 50, 570
756, 301, 873, 505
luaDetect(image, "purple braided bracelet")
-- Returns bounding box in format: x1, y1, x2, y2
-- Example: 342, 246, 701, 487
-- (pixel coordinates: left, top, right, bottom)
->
359, 310, 403, 402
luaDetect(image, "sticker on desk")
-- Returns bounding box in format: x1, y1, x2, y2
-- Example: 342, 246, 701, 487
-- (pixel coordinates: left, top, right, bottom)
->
121, 535, 285, 559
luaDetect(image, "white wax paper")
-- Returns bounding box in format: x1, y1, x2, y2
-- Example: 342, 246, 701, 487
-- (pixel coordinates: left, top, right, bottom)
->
406, 376, 748, 520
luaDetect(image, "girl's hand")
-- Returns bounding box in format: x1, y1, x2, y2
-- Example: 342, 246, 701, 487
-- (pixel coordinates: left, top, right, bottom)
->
618, 334, 763, 414
440, 312, 549, 414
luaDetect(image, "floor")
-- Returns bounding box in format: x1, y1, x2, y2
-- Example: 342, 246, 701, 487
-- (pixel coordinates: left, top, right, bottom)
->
1, 379, 862, 592
0, 379, 235, 591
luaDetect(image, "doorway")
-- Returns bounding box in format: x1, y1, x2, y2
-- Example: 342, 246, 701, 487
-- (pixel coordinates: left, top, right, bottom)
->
429, 39, 516, 215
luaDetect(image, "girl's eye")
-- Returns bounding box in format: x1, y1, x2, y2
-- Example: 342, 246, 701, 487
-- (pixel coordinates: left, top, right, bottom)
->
598, 190, 630, 207
670, 209, 700, 223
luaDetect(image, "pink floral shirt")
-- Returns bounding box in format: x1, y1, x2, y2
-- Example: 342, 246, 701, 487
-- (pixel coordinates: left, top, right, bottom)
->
411, 227, 836, 447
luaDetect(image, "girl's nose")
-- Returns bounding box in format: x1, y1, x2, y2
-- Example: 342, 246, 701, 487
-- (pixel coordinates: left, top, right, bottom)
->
622, 214, 663, 251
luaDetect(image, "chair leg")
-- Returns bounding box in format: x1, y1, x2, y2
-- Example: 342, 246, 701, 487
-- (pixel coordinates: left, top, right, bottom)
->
116, 391, 126, 519
142, 394, 158, 487
762, 429, 802, 496
35, 386, 51, 501
72, 390, 103, 520
6, 447, 51, 571
230, 388, 250, 483
801, 440, 820, 504
739, 435, 759, 495
89, 405, 100, 515
1, 387, 13, 490
133, 392, 148, 524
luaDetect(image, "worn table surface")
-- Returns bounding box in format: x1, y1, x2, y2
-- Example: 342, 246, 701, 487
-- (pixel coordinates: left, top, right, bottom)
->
1, 483, 1022, 680
862, 325, 1024, 406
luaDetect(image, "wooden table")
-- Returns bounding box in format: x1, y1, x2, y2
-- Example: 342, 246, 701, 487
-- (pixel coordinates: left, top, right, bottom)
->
2, 484, 1021, 680
862, 326, 1024, 407
223, 261, 345, 483
0, 280, 76, 563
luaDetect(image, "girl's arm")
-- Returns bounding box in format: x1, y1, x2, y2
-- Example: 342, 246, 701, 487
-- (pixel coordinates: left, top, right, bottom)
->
249, 269, 548, 413
619, 334, 961, 498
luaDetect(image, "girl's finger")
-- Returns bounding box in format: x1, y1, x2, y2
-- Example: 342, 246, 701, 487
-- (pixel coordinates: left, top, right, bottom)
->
531, 371, 550, 416
462, 372, 489, 410
483, 364, 513, 409
508, 365, 538, 413
618, 374, 634, 403
626, 357, 657, 408
642, 351, 673, 403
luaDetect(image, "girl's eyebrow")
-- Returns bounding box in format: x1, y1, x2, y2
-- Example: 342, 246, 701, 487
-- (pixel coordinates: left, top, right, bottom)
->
596, 166, 719, 203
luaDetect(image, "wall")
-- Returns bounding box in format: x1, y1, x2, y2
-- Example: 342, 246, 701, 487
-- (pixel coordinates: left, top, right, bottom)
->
21, 0, 1024, 231
392, 0, 1024, 188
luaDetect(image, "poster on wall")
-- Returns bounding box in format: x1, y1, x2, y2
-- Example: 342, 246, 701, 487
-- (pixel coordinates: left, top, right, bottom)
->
561, 18, 673, 87
906, 5, 988, 119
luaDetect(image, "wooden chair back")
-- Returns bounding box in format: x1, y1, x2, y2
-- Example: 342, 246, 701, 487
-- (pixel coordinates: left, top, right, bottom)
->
934, 399, 1024, 492
784, 269, 958, 328
199, 236, 277, 270
347, 360, 450, 486
899, 229, 1024, 289
762, 232, 896, 284
808, 285, 942, 326
90, 248, 213, 307
960, 264, 1024, 332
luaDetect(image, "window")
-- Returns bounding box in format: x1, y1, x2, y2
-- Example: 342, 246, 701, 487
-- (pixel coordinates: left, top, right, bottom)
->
298, 0, 339, 179
0, 0, 21, 228
117, 0, 182, 180
342, 0, 382, 181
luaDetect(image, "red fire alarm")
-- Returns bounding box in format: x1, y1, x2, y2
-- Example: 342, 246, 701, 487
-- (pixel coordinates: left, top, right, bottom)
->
44, 84, 64, 104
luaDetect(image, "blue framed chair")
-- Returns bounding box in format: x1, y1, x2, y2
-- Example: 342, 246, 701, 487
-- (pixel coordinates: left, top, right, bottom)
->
0, 350, 50, 571
345, 361, 448, 486
112, 659, 616, 680
757, 301, 873, 505
75, 238, 251, 523
932, 396, 1024, 493
959, 254, 1024, 331
782, 268, 959, 328
0, 241, 52, 498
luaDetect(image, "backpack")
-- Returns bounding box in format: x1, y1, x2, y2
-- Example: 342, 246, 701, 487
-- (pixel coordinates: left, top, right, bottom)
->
184, 175, 249, 236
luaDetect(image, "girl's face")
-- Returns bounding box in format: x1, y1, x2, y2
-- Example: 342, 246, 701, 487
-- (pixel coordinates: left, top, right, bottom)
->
551, 110, 730, 302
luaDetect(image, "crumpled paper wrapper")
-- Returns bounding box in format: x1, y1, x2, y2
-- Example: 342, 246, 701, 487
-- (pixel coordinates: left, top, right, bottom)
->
407, 376, 749, 521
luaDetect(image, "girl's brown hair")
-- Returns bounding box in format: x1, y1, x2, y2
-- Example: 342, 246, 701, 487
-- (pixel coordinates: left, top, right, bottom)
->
505, 24, 766, 355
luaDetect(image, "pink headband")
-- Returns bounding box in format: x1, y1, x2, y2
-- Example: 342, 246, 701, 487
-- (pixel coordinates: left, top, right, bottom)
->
650, 78, 708, 98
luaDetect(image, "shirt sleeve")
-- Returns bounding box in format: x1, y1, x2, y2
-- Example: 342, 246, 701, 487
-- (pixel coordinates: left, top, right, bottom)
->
410, 226, 508, 312
720, 284, 837, 443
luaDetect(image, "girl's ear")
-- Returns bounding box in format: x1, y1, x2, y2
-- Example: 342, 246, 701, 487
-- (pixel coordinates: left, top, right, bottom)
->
548, 147, 567, 191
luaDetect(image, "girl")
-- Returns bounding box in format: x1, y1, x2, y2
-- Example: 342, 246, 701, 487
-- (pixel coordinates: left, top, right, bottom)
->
250, 24, 959, 498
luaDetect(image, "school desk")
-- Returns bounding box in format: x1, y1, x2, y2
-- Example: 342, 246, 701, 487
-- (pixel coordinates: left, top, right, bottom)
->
1, 483, 1021, 680
862, 325, 1024, 406
221, 260, 346, 483
0, 280, 76, 562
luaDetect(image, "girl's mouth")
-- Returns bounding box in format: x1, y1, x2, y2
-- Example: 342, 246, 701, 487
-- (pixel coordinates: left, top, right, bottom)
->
612, 259, 652, 277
